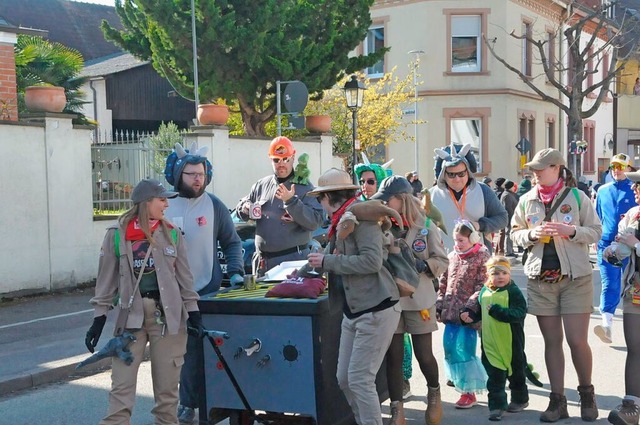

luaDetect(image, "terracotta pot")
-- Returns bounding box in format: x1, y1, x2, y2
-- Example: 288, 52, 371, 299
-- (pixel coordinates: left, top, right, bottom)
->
305, 115, 332, 133
24, 86, 67, 113
197, 104, 230, 125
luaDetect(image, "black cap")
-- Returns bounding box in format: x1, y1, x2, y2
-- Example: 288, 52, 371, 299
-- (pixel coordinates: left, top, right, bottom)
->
131, 179, 178, 203
482, 176, 492, 184
504, 180, 515, 190
371, 175, 413, 202
495, 177, 506, 187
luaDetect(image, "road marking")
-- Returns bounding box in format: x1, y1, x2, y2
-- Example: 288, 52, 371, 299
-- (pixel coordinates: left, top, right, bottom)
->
0, 309, 93, 330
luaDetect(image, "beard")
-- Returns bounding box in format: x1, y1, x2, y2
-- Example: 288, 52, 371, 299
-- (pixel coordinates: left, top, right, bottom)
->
178, 182, 206, 198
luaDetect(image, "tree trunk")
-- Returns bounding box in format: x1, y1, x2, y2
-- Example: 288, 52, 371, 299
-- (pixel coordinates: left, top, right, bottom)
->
238, 95, 274, 137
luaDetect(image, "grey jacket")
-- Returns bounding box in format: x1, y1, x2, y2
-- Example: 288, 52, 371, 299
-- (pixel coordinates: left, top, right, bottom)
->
91, 222, 199, 335
322, 221, 400, 314
511, 186, 601, 280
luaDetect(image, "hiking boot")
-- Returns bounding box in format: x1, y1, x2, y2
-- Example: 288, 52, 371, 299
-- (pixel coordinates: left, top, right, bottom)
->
177, 405, 195, 424
489, 409, 504, 421
425, 385, 443, 425
578, 384, 599, 422
540, 392, 569, 422
402, 379, 412, 400
594, 325, 612, 344
455, 393, 477, 409
608, 399, 640, 425
507, 401, 529, 413
388, 401, 406, 425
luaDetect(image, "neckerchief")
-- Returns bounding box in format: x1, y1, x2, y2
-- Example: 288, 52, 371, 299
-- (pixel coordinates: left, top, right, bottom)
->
390, 216, 410, 229
328, 196, 358, 239
448, 186, 467, 218
125, 217, 161, 241
537, 178, 564, 204
455, 242, 483, 259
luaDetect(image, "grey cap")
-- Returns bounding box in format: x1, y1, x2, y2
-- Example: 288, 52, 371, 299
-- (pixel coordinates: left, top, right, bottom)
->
371, 175, 413, 202
131, 179, 178, 203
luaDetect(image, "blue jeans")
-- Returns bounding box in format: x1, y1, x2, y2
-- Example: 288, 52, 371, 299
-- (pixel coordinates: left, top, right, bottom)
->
597, 240, 627, 314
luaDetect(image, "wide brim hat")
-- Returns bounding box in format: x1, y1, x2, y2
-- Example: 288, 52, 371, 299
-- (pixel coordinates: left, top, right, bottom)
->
524, 148, 566, 170
308, 168, 359, 196
625, 171, 640, 182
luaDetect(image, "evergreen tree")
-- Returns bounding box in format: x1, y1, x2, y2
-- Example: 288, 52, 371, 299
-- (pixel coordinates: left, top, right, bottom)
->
102, 0, 385, 136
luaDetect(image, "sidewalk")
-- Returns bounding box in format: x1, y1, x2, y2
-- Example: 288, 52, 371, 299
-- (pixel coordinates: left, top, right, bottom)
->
0, 288, 110, 396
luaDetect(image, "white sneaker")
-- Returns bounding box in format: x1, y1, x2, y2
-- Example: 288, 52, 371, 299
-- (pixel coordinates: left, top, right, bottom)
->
594, 325, 612, 343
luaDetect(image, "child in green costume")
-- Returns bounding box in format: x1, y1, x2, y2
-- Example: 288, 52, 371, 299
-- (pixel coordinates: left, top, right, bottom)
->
461, 256, 529, 422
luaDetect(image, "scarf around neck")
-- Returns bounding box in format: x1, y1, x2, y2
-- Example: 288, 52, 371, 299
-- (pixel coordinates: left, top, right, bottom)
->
125, 217, 161, 241
328, 196, 358, 239
537, 178, 564, 204
455, 242, 483, 259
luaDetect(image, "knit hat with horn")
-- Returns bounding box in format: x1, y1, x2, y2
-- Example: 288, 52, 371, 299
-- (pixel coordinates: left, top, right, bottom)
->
164, 142, 213, 190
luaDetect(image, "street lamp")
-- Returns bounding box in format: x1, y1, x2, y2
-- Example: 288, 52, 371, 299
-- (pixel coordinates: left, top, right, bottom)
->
343, 75, 366, 183
408, 50, 425, 173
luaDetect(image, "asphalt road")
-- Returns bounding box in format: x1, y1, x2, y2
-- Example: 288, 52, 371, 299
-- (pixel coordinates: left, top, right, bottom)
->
0, 257, 630, 424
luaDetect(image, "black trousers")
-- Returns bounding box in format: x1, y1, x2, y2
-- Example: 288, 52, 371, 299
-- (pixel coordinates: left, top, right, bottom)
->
481, 343, 529, 411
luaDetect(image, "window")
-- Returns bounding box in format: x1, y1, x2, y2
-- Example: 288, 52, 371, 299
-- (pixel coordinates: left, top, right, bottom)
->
451, 16, 481, 73
365, 26, 385, 77
518, 110, 536, 161
546, 114, 556, 149
583, 121, 596, 173
522, 21, 532, 77
451, 118, 482, 171
546, 30, 555, 81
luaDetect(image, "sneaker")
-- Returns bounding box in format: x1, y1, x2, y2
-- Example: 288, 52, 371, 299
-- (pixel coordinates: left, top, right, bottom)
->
594, 325, 612, 344
177, 405, 195, 424
455, 393, 477, 409
507, 401, 529, 413
402, 379, 412, 400
489, 409, 504, 421
608, 399, 640, 425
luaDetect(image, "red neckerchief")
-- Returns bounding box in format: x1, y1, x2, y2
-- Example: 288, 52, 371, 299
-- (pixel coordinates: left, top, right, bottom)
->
537, 178, 564, 204
390, 216, 410, 229
455, 242, 483, 259
328, 196, 358, 239
125, 217, 161, 241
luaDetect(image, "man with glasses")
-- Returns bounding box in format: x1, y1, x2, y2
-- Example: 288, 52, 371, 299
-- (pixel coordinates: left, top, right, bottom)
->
163, 142, 244, 424
237, 136, 323, 276
429, 143, 507, 253
594, 153, 636, 344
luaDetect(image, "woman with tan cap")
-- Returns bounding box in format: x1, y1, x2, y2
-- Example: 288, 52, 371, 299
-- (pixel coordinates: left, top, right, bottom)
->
303, 168, 401, 425
511, 148, 602, 422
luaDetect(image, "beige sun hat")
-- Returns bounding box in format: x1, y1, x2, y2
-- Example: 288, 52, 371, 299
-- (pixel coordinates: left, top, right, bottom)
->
525, 148, 566, 170
308, 168, 359, 196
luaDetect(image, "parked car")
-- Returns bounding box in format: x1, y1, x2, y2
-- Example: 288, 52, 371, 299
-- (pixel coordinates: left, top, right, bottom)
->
218, 209, 329, 282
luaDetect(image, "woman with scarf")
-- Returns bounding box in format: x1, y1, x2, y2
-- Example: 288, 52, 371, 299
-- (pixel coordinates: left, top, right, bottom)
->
372, 176, 449, 425
85, 179, 202, 425
511, 148, 602, 422
303, 168, 401, 425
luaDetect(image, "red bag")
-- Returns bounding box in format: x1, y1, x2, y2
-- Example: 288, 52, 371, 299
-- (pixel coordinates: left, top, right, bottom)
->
265, 275, 327, 299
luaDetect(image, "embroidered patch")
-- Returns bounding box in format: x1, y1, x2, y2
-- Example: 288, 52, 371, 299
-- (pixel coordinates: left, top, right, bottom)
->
165, 246, 176, 255
563, 214, 573, 224
412, 239, 427, 252
420, 228, 429, 236
527, 215, 540, 225
560, 204, 572, 214
196, 216, 207, 226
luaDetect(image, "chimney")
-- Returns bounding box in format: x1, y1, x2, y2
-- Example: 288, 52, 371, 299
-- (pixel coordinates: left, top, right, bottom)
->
0, 28, 18, 121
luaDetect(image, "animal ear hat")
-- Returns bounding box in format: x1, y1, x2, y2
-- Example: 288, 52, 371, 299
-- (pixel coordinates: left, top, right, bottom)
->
433, 142, 478, 180
164, 142, 213, 190
354, 152, 394, 190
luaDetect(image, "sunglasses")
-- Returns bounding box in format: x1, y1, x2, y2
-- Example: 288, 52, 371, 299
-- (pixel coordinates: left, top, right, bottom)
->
611, 163, 626, 171
445, 170, 467, 179
272, 156, 293, 164
359, 178, 376, 186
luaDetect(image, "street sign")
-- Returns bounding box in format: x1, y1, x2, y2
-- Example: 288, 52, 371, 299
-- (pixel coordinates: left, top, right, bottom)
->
282, 81, 308, 113
515, 137, 531, 155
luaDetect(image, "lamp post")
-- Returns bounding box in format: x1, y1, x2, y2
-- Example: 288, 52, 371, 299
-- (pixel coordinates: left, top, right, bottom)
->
408, 50, 425, 174
343, 75, 366, 183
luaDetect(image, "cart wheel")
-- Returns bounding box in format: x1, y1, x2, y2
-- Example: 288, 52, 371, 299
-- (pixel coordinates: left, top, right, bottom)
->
228, 409, 254, 425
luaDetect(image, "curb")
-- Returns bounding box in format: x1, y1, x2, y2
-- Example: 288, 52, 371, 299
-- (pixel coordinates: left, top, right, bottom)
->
0, 358, 111, 397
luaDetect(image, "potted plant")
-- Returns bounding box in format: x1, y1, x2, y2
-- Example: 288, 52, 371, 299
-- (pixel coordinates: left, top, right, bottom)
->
197, 98, 230, 125
304, 97, 334, 133
24, 84, 67, 113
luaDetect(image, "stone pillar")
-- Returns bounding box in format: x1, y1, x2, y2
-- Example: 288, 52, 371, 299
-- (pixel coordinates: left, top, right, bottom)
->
0, 30, 18, 121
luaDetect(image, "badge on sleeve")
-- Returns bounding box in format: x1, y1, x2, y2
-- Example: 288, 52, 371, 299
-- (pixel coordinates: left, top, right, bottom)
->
560, 204, 572, 214
420, 229, 429, 236
563, 215, 573, 224
412, 239, 427, 252
165, 246, 176, 255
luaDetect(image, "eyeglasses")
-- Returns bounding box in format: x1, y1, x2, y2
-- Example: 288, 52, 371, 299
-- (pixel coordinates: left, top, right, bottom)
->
611, 163, 626, 171
359, 178, 376, 186
445, 170, 467, 179
272, 157, 293, 164
183, 172, 206, 180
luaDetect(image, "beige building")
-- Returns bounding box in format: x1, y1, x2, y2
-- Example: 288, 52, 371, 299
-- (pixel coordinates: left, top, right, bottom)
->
362, 0, 614, 185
